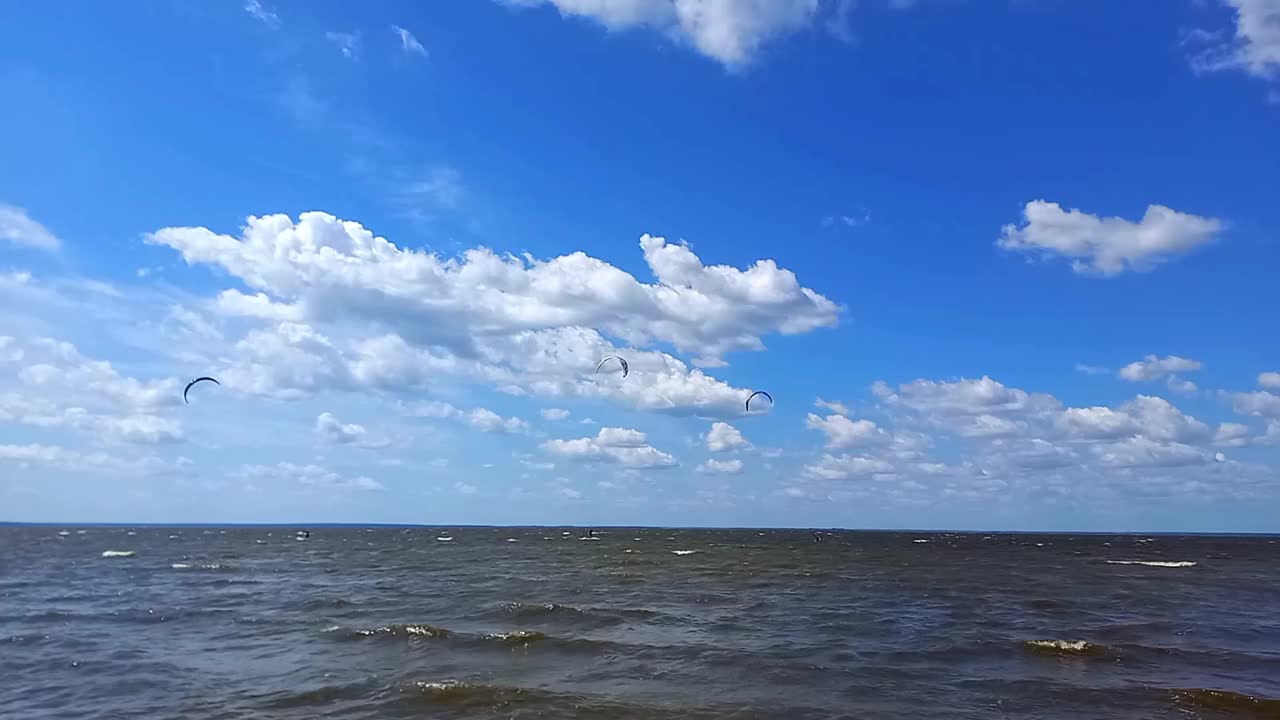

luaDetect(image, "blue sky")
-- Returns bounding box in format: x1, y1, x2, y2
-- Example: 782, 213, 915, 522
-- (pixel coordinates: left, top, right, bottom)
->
1, 0, 1278, 530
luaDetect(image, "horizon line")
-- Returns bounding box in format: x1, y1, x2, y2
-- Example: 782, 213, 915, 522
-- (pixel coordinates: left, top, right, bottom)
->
1, 521, 1276, 537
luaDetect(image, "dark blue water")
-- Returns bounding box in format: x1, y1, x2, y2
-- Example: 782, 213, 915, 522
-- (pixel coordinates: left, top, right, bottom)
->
2, 527, 1278, 719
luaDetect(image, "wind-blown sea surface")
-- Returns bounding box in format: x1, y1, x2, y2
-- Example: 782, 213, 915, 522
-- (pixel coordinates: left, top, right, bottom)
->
2, 527, 1278, 719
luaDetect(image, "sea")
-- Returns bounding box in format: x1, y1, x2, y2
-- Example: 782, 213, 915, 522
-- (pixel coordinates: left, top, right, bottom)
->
2, 527, 1278, 719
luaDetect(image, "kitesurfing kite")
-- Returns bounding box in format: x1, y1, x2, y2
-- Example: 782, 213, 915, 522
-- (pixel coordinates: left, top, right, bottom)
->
745, 390, 773, 413
595, 355, 629, 378
183, 376, 220, 404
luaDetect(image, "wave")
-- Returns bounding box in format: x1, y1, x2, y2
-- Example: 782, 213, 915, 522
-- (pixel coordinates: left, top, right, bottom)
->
394, 679, 771, 719
671, 549, 698, 555
1171, 688, 1280, 717
498, 601, 659, 625
1022, 639, 1103, 656
913, 539, 930, 543
170, 562, 236, 571
482, 630, 548, 645
343, 623, 452, 640
1105, 560, 1197, 568
101, 550, 135, 558
260, 680, 373, 709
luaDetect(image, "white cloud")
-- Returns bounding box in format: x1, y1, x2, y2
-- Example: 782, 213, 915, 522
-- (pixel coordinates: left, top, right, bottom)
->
504, 0, 823, 68
1191, 0, 1280, 80
988, 438, 1078, 470
997, 200, 1223, 276
406, 400, 460, 419
146, 215, 837, 365
1057, 406, 1140, 440
697, 457, 744, 474
874, 376, 1059, 419
803, 453, 893, 480
465, 407, 530, 434
403, 401, 527, 434
1229, 389, 1280, 419
454, 480, 479, 495
1214, 422, 1252, 448
392, 25, 427, 56
1074, 363, 1109, 376
244, 0, 280, 28
1259, 371, 1280, 390
541, 407, 570, 421
325, 31, 360, 59
213, 290, 302, 322
542, 427, 676, 469
315, 412, 389, 448
1167, 377, 1199, 394
1118, 354, 1202, 382
555, 485, 583, 499
1094, 436, 1209, 468
705, 421, 749, 452
237, 462, 383, 490
0, 443, 180, 475
805, 412, 888, 448
813, 397, 848, 415
1120, 396, 1211, 444
0, 204, 61, 250
0, 336, 185, 445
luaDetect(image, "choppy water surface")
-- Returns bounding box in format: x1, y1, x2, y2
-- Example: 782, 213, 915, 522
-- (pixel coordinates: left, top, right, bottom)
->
2, 527, 1278, 719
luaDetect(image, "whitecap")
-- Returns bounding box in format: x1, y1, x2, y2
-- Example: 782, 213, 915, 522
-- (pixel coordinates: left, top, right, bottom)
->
168, 534, 180, 539
76, 530, 86, 535
171, 563, 191, 569
436, 536, 453, 542
1025, 639, 1093, 653
294, 536, 307, 542
126, 531, 137, 536
671, 550, 698, 555
58, 531, 70, 537
578, 537, 600, 542
1106, 560, 1196, 568
913, 539, 930, 544
254, 539, 267, 545
101, 550, 135, 558
506, 538, 518, 543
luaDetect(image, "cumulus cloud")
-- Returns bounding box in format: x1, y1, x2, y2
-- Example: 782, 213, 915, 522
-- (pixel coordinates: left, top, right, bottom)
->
238, 462, 383, 490
146, 215, 838, 364
873, 376, 1059, 419
1259, 371, 1280, 390
803, 453, 894, 480
503, 0, 823, 68
705, 421, 749, 452
0, 336, 184, 445
997, 200, 1223, 276
541, 407, 570, 421
814, 397, 849, 415
466, 407, 530, 434
0, 443, 181, 475
805, 412, 888, 448
404, 400, 528, 434
1214, 422, 1252, 448
315, 412, 389, 448
698, 457, 744, 474
0, 204, 61, 250
1118, 354, 1202, 382
1228, 389, 1280, 419
1190, 0, 1280, 81
146, 212, 835, 415
1094, 436, 1209, 468
392, 25, 427, 56
542, 426, 676, 468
